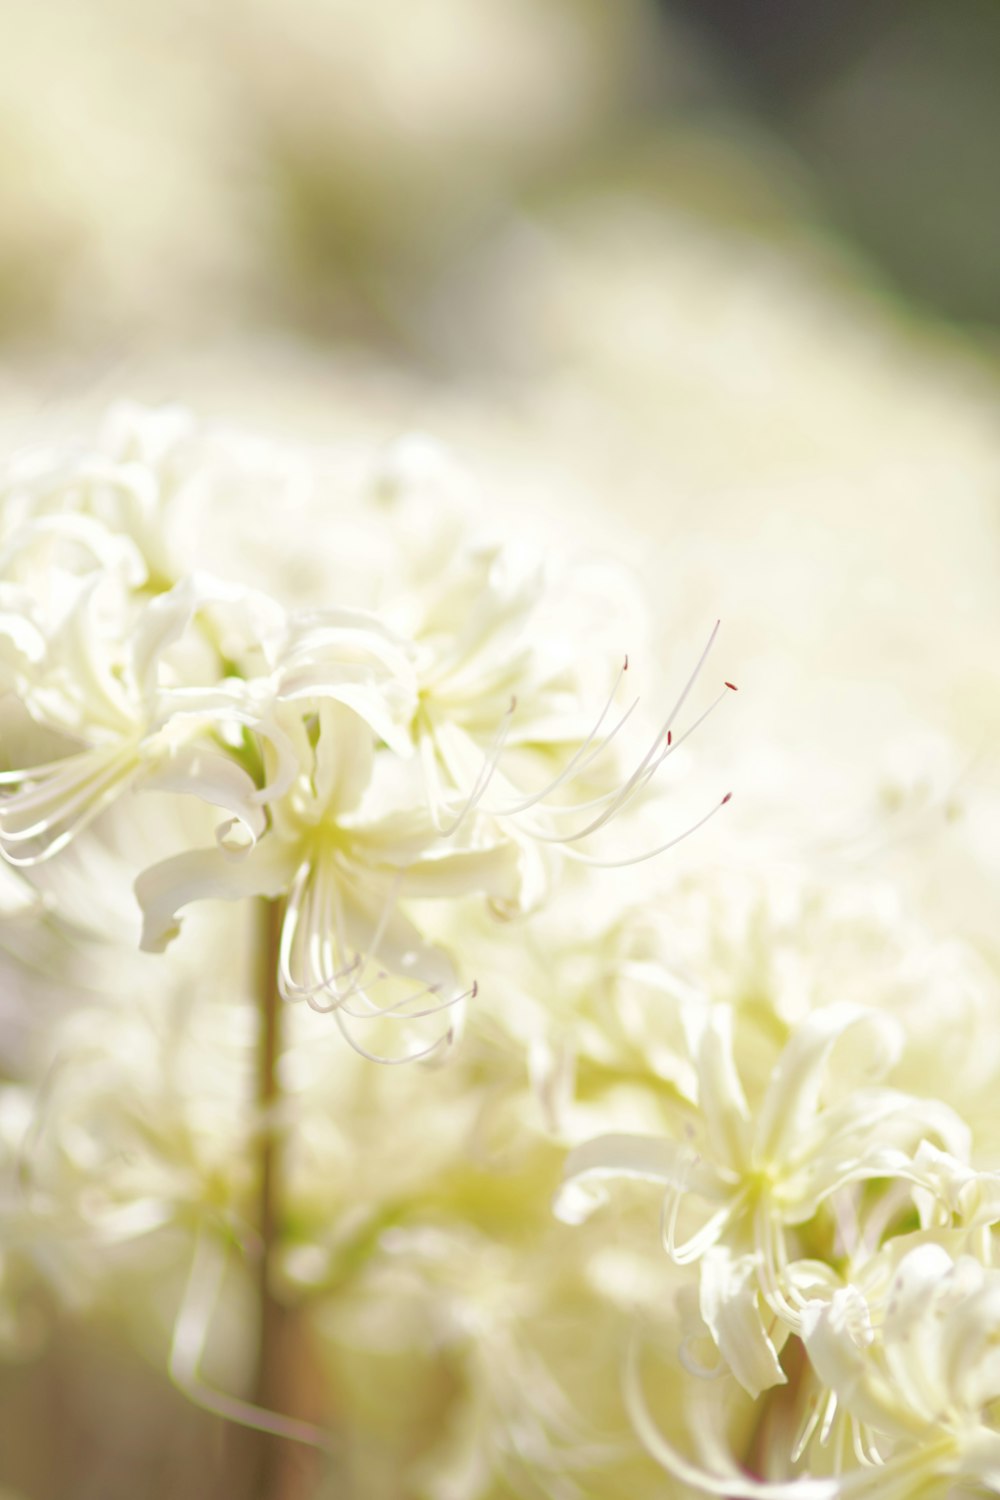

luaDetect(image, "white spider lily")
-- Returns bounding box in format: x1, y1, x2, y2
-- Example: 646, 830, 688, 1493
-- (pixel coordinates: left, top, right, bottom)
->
136, 702, 520, 1062
622, 1247, 1000, 1500
365, 534, 736, 873
0, 573, 292, 864
1, 401, 196, 590
795, 1247, 1000, 1498
555, 1003, 969, 1392
1, 510, 150, 602
11, 992, 258, 1246
266, 546, 721, 871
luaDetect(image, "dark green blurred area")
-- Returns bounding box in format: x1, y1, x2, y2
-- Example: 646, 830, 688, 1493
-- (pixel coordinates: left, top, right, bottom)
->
663, 0, 1000, 333
0, 0, 996, 365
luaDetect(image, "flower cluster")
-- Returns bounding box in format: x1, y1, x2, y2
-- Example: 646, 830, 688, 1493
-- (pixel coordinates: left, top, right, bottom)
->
555, 883, 1000, 1499
3, 401, 996, 1500
0, 403, 731, 1068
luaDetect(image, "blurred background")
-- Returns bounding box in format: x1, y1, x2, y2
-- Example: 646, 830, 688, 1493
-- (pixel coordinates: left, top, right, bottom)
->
1, 2, 999, 1497
2, 0, 1000, 360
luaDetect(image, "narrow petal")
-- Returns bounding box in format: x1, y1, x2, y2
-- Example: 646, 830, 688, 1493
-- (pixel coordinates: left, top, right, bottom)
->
136, 840, 295, 952
696, 1007, 752, 1178
398, 841, 521, 903
699, 1247, 787, 1398
554, 1133, 724, 1226
130, 572, 285, 701
754, 1006, 903, 1172
136, 745, 267, 849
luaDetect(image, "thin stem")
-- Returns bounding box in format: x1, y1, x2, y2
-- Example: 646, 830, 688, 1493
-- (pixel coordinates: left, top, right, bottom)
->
251, 896, 288, 1500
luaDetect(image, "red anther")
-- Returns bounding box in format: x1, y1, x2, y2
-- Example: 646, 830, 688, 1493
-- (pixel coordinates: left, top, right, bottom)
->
721, 791, 733, 805
667, 730, 672, 746
623, 654, 629, 671
725, 681, 738, 692
471, 980, 479, 999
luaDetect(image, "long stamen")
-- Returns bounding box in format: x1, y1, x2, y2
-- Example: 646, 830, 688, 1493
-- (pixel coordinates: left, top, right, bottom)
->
431, 698, 517, 837
476, 623, 727, 856
791, 1390, 824, 1465
336, 979, 477, 1024
278, 862, 362, 1006
518, 684, 734, 844
478, 657, 635, 817
0, 749, 131, 838
333, 1008, 458, 1066
560, 793, 732, 870
0, 750, 138, 864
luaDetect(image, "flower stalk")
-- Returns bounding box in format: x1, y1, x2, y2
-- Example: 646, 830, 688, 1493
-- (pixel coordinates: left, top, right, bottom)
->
252, 895, 290, 1500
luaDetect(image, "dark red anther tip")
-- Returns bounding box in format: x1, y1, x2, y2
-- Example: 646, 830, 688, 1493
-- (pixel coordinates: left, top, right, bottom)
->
721, 791, 733, 805
623, 654, 629, 671
725, 681, 738, 692
667, 730, 672, 746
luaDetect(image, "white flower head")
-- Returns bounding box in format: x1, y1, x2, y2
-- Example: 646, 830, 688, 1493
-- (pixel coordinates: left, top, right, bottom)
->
556, 1003, 970, 1392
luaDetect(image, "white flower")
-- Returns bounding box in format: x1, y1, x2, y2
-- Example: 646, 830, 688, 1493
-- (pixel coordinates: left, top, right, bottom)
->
556, 1003, 968, 1392
137, 702, 521, 1062
0, 573, 290, 865
798, 1246, 1000, 1496
1, 402, 197, 591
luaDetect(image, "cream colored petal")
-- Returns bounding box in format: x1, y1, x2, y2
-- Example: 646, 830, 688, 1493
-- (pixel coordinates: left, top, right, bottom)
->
398, 841, 521, 903
554, 1132, 725, 1226
754, 1005, 903, 1172
135, 839, 295, 952
135, 745, 267, 850
130, 572, 285, 701
694, 1006, 751, 1178
803, 1285, 925, 1442
698, 1246, 787, 1398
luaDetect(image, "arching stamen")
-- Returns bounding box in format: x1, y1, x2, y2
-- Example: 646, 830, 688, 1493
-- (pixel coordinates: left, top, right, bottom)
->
0, 750, 132, 838
501, 622, 722, 843
559, 793, 732, 870
277, 861, 357, 1006
818, 1390, 839, 1448
624, 1336, 843, 1500
333, 1008, 457, 1066
661, 1180, 738, 1266
336, 979, 477, 1024
755, 1200, 804, 1332
431, 698, 517, 838
515, 684, 733, 843
0, 750, 138, 864
851, 1417, 882, 1469
478, 657, 636, 817
791, 1391, 823, 1465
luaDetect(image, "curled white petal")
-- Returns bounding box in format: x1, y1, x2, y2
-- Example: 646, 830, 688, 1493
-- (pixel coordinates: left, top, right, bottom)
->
699, 1246, 787, 1399
135, 841, 294, 953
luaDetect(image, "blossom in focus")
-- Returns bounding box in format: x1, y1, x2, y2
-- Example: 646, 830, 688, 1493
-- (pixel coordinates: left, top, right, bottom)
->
0, 403, 733, 1067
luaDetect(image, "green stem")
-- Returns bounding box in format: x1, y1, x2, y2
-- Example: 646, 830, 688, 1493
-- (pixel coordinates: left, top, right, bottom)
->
252, 897, 287, 1500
